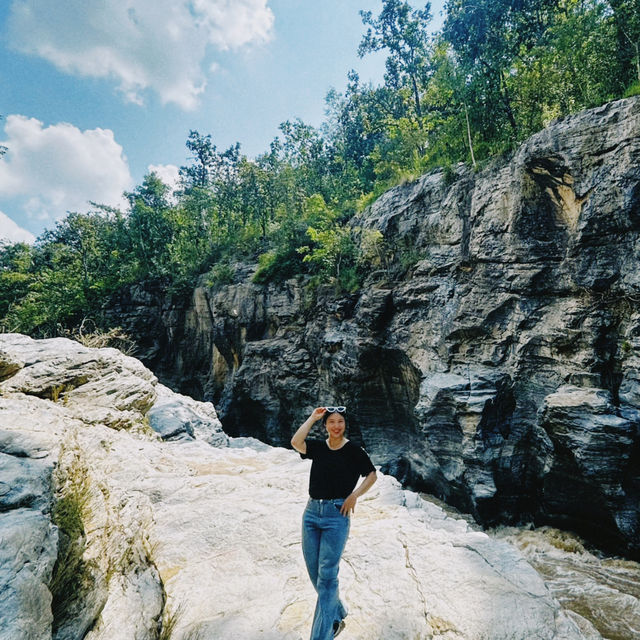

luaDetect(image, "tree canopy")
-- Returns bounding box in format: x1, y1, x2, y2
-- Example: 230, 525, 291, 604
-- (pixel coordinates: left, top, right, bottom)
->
1, 0, 636, 338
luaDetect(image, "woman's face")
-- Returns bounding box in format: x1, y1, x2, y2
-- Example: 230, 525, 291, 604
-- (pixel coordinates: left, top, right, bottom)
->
325, 412, 346, 439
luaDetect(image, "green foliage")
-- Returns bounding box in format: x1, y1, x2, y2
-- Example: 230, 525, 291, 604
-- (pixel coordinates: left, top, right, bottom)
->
356, 190, 379, 212
624, 80, 640, 97
442, 0, 624, 151
253, 195, 339, 285
609, 0, 640, 87
0, 242, 34, 328
300, 225, 355, 277
205, 261, 235, 287
1, 0, 637, 333
510, 0, 619, 133
252, 248, 302, 284
359, 0, 433, 125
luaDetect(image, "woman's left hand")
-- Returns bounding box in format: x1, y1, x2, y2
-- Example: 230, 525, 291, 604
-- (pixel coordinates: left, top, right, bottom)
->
340, 493, 357, 516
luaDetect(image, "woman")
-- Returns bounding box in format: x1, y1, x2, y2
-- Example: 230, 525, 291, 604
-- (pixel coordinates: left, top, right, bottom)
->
291, 406, 377, 639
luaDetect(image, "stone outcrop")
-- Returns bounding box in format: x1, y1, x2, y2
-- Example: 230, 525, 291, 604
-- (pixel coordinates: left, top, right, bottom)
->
0, 333, 619, 639
107, 97, 640, 559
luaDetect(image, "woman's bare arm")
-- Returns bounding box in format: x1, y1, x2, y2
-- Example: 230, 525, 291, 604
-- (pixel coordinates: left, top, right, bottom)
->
340, 471, 377, 516
291, 407, 326, 454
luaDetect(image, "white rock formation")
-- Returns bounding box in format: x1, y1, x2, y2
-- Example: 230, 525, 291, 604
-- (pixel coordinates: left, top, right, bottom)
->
0, 334, 599, 639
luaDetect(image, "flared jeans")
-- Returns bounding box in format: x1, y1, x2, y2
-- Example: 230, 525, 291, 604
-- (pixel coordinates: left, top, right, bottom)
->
301, 498, 350, 640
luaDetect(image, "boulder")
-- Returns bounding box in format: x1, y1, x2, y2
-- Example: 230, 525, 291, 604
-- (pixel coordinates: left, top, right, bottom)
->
148, 383, 228, 446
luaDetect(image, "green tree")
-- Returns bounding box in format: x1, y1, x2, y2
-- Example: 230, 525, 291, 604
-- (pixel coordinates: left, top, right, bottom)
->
444, 0, 561, 146
324, 71, 405, 195
608, 0, 640, 86
512, 0, 618, 132
0, 242, 34, 330
359, 0, 433, 127
421, 38, 478, 167
180, 130, 218, 188
126, 173, 175, 278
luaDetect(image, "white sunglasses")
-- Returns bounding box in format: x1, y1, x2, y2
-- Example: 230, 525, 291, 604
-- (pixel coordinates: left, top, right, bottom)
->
325, 406, 346, 413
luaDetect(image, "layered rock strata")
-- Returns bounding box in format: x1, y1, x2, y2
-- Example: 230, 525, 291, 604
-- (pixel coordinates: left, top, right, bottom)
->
107, 97, 640, 559
0, 333, 611, 639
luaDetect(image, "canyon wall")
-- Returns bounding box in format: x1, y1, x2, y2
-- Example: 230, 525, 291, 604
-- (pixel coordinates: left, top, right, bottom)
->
108, 97, 640, 558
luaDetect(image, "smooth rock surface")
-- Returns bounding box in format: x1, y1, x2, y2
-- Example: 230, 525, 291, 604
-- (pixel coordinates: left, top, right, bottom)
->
0, 509, 58, 640
148, 383, 228, 446
0, 334, 604, 639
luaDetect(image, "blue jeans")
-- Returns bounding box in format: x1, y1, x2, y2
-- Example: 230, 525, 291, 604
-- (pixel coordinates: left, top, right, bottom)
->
302, 498, 350, 640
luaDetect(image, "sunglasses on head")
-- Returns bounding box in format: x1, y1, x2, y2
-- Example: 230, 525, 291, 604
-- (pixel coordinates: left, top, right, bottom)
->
325, 406, 346, 413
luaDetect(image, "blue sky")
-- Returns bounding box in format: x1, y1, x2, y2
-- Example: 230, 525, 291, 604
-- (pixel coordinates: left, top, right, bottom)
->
0, 0, 445, 243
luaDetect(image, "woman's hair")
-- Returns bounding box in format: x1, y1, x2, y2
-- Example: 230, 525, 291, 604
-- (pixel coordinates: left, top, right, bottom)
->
322, 409, 348, 429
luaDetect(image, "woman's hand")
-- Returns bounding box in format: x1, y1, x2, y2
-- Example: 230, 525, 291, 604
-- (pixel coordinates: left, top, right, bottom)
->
310, 407, 327, 422
340, 493, 357, 516
340, 472, 377, 515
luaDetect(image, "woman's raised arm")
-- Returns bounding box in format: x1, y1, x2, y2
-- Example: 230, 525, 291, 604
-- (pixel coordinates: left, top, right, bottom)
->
291, 407, 326, 454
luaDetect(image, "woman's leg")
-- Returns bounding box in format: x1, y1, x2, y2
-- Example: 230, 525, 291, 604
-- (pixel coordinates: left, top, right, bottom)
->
302, 506, 322, 586
309, 511, 350, 640
302, 505, 324, 637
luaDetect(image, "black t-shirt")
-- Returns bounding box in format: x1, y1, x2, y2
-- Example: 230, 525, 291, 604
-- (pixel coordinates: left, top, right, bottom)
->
300, 439, 376, 499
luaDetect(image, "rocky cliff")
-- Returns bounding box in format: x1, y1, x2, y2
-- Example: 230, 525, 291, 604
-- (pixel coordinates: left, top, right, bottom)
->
107, 97, 640, 560
2, 333, 620, 640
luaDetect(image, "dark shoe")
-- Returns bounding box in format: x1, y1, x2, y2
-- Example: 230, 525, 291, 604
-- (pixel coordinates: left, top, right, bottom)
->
333, 619, 346, 637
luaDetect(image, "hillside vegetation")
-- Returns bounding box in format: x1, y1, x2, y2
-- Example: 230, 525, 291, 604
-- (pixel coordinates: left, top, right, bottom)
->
2, 0, 639, 336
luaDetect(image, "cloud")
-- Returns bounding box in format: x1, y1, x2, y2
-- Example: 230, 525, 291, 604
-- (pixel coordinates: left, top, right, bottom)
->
7, 0, 275, 109
148, 163, 181, 192
0, 115, 133, 223
0, 211, 36, 244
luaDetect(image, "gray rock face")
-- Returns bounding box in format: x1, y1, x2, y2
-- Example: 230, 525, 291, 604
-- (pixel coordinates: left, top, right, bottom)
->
539, 386, 638, 548
110, 97, 640, 558
0, 334, 228, 639
0, 509, 58, 640
148, 383, 228, 446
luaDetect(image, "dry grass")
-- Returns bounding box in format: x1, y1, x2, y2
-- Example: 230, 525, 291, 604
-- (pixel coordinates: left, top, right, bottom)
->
74, 326, 138, 356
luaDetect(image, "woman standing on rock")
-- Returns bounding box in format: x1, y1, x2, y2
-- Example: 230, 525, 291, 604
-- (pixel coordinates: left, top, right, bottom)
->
291, 406, 377, 639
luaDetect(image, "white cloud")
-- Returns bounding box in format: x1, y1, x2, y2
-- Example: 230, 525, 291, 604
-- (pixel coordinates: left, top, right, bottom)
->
7, 0, 275, 109
0, 211, 36, 244
0, 115, 133, 223
148, 163, 181, 192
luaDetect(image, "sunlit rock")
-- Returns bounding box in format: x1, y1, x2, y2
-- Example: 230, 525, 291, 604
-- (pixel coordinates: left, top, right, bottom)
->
0, 334, 601, 639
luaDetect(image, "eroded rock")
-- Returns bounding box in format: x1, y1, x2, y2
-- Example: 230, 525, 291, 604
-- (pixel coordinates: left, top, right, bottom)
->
538, 386, 638, 553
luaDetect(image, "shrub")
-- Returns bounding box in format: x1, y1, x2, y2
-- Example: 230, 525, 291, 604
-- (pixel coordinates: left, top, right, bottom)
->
624, 81, 640, 98
205, 262, 235, 287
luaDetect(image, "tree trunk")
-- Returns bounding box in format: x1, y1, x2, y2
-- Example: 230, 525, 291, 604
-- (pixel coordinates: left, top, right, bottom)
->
411, 75, 423, 128
464, 103, 477, 169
